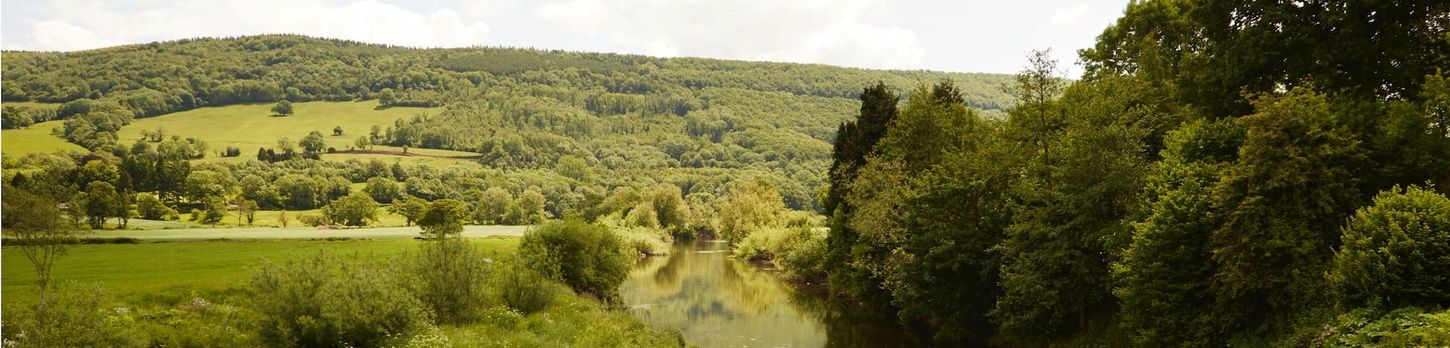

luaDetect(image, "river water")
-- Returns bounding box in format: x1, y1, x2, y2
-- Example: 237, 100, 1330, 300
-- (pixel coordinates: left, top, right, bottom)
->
619, 241, 923, 348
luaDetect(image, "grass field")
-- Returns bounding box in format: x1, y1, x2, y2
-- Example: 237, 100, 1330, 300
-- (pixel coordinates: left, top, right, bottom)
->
86, 224, 528, 240
1, 120, 86, 156
1, 238, 520, 304
115, 101, 437, 154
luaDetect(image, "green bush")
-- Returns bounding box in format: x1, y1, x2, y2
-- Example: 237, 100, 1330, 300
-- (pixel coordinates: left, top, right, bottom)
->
615, 226, 672, 256
500, 260, 557, 315
1317, 307, 1450, 347
0, 284, 146, 347
248, 252, 431, 347
1331, 186, 1450, 309
733, 227, 828, 280
133, 297, 258, 348
411, 239, 491, 324
776, 227, 828, 281
520, 218, 631, 301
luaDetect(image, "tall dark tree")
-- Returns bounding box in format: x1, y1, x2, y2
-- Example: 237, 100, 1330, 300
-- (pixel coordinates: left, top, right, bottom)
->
824, 81, 898, 300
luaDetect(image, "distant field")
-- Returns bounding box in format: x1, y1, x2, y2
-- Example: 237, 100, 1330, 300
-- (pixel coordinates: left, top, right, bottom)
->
87, 224, 529, 240
0, 238, 521, 303
1, 120, 86, 156
115, 101, 437, 154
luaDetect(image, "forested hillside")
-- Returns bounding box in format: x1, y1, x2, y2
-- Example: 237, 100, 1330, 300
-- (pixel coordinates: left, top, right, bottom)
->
1, 35, 1013, 211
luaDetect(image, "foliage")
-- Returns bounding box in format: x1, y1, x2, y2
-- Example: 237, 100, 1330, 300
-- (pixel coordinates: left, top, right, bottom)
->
1331, 186, 1450, 309
1, 186, 79, 305
387, 195, 428, 226
136, 192, 177, 220
1316, 307, 1450, 348
418, 199, 468, 238
411, 239, 492, 324
363, 176, 401, 203
272, 100, 294, 116
321, 191, 378, 227
519, 218, 631, 301
1113, 119, 1242, 347
0, 285, 146, 347
718, 179, 785, 243
499, 260, 557, 315
248, 252, 431, 348
1209, 89, 1366, 334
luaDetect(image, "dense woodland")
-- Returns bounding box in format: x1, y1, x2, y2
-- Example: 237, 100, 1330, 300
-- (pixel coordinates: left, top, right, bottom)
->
823, 0, 1450, 346
3, 0, 1450, 346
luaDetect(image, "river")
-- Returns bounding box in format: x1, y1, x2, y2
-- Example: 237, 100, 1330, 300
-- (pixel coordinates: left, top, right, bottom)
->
620, 241, 923, 348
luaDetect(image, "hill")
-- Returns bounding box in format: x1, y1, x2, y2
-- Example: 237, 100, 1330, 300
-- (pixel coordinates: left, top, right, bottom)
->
1, 35, 1017, 211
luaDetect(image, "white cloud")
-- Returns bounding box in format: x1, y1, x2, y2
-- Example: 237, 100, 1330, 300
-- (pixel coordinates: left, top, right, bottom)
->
8, 0, 495, 51
22, 20, 121, 51
533, 0, 925, 69
1048, 3, 1093, 29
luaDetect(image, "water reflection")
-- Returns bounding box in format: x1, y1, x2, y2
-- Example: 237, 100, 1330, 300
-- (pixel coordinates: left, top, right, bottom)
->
620, 241, 922, 348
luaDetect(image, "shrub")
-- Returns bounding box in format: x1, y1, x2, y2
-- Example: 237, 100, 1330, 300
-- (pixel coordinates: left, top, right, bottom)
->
500, 260, 556, 315
615, 226, 672, 256
1331, 186, 1450, 309
520, 218, 630, 301
733, 228, 786, 261
249, 252, 431, 347
733, 227, 828, 280
0, 284, 146, 347
776, 227, 828, 281
411, 239, 491, 324
1316, 307, 1450, 347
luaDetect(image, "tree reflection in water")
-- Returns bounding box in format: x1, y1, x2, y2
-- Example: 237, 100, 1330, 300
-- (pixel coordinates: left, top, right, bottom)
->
620, 241, 923, 347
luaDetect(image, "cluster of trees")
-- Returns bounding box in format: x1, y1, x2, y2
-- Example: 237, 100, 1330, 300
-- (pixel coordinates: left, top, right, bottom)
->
822, 0, 1450, 345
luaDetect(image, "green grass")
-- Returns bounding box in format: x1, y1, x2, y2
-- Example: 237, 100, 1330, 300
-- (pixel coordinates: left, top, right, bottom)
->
1, 120, 86, 156
115, 101, 436, 154
1, 238, 519, 304
86, 224, 528, 240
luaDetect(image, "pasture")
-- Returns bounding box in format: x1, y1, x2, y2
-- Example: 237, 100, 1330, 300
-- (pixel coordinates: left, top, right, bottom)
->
1, 238, 520, 304
1, 120, 86, 156
114, 101, 436, 155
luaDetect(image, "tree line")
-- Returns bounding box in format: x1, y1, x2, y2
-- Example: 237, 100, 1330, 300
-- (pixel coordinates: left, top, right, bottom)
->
822, 0, 1450, 345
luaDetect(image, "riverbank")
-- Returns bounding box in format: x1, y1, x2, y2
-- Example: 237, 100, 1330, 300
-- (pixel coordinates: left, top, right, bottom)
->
1, 237, 683, 346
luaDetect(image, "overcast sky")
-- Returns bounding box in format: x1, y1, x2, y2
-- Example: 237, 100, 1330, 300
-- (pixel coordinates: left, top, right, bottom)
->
0, 0, 1129, 75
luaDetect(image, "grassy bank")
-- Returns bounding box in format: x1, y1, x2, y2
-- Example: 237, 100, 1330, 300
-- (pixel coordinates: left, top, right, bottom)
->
1, 237, 681, 347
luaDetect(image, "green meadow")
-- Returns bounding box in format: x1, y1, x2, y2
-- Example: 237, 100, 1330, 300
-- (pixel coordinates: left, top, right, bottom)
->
114, 101, 436, 154
1, 238, 519, 303
1, 120, 86, 156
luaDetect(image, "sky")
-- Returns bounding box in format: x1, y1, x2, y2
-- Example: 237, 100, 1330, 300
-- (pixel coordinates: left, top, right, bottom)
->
0, 0, 1130, 75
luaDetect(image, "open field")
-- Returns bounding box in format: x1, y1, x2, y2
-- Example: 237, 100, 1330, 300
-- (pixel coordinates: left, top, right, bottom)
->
86, 224, 529, 240
1, 120, 86, 156
1, 238, 520, 304
115, 101, 437, 154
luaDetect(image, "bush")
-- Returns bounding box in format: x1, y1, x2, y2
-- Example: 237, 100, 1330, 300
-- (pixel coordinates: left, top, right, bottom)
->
500, 260, 556, 315
733, 227, 828, 280
249, 252, 431, 347
1316, 307, 1450, 347
0, 284, 146, 347
411, 239, 491, 324
520, 218, 631, 301
1331, 186, 1450, 309
614, 226, 672, 257
776, 227, 828, 281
